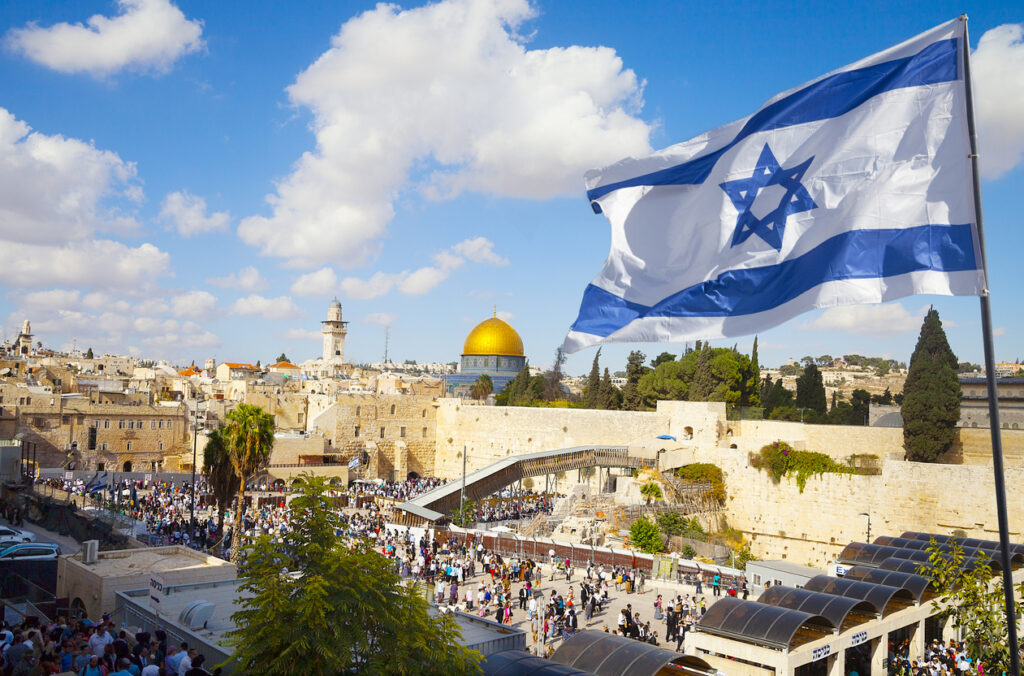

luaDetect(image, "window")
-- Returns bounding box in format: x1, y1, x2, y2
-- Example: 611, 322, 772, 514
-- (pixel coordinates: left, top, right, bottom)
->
752, 574, 761, 585
422, 409, 426, 418
354, 426, 360, 438
104, 419, 110, 429
400, 427, 406, 438
62, 415, 69, 424
380, 427, 385, 439
118, 420, 125, 429
390, 404, 396, 415
166, 421, 172, 430
158, 442, 163, 451
126, 442, 132, 451
101, 443, 108, 452
158, 420, 163, 429
355, 406, 360, 416
151, 420, 156, 429
97, 462, 105, 470
422, 427, 428, 438
138, 420, 143, 429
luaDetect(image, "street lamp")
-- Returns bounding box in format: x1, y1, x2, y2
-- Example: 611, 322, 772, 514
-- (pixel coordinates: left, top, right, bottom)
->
858, 512, 871, 543
190, 394, 204, 525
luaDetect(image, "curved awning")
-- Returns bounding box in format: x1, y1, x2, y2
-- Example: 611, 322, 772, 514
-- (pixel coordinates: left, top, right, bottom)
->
841, 566, 935, 603
551, 631, 716, 675
695, 597, 836, 650
483, 650, 596, 676
879, 555, 1002, 577
899, 531, 1024, 558
758, 585, 877, 631
878, 536, 1024, 567
803, 575, 914, 616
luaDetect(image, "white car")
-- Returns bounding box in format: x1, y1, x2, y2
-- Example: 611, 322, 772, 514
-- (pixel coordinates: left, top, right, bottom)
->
0, 543, 60, 560
0, 526, 34, 542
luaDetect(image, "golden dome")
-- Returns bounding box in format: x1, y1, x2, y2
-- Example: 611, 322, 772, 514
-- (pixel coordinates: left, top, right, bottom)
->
463, 316, 524, 357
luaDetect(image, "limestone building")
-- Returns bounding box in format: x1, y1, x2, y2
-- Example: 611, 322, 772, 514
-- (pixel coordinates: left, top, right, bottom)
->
445, 313, 526, 395
322, 298, 348, 363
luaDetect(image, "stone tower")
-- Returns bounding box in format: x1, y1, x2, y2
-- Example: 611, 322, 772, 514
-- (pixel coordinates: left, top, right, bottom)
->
16, 319, 32, 356
322, 298, 348, 363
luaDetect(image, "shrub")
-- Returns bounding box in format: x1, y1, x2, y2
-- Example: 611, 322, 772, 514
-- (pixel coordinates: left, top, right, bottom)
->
629, 517, 665, 553
682, 544, 697, 559
675, 463, 726, 503
751, 440, 853, 492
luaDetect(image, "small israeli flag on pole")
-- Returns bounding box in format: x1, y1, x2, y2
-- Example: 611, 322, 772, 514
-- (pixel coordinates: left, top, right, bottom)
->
563, 18, 983, 354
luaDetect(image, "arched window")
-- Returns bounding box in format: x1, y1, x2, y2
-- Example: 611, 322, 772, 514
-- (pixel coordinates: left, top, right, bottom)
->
422, 410, 426, 418
390, 404, 396, 415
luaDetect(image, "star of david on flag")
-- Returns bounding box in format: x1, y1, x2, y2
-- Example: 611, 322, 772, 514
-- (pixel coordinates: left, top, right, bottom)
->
563, 18, 985, 353
720, 144, 816, 251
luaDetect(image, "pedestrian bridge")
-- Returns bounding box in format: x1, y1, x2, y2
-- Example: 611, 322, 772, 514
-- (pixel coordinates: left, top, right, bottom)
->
393, 445, 653, 526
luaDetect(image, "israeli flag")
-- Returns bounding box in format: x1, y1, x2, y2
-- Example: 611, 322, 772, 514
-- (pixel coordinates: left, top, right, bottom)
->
564, 19, 984, 353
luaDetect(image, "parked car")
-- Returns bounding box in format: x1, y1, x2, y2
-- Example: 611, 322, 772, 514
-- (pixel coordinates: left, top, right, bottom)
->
0, 526, 35, 542
0, 543, 60, 561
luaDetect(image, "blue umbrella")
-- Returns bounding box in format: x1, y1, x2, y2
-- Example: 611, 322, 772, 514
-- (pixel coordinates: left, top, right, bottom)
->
656, 435, 677, 441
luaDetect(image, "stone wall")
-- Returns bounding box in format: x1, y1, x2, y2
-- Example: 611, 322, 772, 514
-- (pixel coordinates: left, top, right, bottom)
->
731, 419, 904, 459
331, 393, 438, 479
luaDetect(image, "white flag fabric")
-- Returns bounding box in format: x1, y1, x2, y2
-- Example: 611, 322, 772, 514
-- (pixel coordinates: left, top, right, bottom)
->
563, 19, 984, 354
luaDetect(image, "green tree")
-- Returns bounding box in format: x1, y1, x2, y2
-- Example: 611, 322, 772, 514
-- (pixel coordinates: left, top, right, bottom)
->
224, 475, 482, 675
496, 363, 531, 406
816, 354, 833, 367
276, 353, 289, 363
469, 374, 493, 401
744, 336, 762, 406
689, 344, 716, 401
85, 347, 94, 359
223, 403, 275, 565
451, 500, 477, 527
621, 350, 649, 411
201, 429, 240, 557
629, 517, 664, 553
640, 481, 663, 505
583, 348, 602, 408
681, 544, 697, 559
917, 537, 1024, 674
760, 374, 774, 412
598, 368, 622, 409
903, 308, 960, 462
637, 359, 691, 407
764, 379, 794, 416
651, 352, 677, 368
542, 347, 567, 401
795, 363, 827, 415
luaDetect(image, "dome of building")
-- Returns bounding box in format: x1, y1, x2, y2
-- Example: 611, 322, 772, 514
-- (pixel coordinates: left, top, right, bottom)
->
463, 317, 524, 357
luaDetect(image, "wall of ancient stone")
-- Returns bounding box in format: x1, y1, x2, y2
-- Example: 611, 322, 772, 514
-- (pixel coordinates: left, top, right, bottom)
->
331, 393, 439, 479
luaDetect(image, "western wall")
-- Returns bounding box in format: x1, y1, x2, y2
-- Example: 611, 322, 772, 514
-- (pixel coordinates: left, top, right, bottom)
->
433, 399, 1024, 568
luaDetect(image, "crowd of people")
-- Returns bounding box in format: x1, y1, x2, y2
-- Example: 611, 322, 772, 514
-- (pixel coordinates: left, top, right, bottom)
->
0, 614, 218, 675
347, 477, 443, 502
887, 637, 995, 675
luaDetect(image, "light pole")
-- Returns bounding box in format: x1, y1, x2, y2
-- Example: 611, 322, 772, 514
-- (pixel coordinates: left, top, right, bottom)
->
190, 394, 203, 525
858, 512, 871, 543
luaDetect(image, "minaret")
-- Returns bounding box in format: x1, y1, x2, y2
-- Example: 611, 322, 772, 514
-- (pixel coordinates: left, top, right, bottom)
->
17, 320, 32, 356
322, 298, 348, 363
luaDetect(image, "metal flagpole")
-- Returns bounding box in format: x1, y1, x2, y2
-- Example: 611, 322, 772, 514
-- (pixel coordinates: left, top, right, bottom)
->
460, 445, 467, 521
961, 15, 1021, 675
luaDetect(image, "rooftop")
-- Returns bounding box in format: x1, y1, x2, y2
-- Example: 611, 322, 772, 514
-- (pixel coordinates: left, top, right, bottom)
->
69, 545, 233, 578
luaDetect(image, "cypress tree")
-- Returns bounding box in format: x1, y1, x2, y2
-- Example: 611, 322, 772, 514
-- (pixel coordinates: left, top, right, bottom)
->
795, 363, 827, 414
760, 374, 774, 412
599, 368, 621, 409
903, 308, 960, 462
622, 350, 648, 411
689, 344, 715, 401
745, 336, 761, 406
584, 348, 602, 408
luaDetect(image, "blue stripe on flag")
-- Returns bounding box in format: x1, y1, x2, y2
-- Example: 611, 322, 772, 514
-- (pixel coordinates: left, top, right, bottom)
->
586, 38, 958, 203
571, 224, 977, 338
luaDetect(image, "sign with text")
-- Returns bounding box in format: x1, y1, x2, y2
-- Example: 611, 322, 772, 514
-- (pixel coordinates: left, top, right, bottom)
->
144, 474, 153, 483
851, 631, 869, 647
64, 471, 73, 480
812, 645, 832, 662
148, 575, 166, 609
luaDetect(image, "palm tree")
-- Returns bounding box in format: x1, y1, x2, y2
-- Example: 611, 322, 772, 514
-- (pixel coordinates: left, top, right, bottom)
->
640, 481, 663, 506
201, 429, 240, 558
470, 374, 493, 401
223, 404, 275, 565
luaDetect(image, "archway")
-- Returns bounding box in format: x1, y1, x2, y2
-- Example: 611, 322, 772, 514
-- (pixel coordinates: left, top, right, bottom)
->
407, 471, 420, 481
122, 461, 132, 472
70, 598, 87, 619
684, 426, 694, 440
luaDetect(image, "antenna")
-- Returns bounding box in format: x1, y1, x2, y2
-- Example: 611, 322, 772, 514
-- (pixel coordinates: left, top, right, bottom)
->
383, 326, 390, 364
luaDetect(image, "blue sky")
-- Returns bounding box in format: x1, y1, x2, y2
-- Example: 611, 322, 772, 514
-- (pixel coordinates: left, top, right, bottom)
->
0, 0, 1022, 375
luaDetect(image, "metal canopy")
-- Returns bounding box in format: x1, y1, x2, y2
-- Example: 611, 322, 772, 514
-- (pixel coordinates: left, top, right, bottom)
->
841, 566, 935, 603
757, 585, 877, 631
695, 598, 836, 651
551, 630, 717, 675
803, 575, 914, 617
879, 555, 1001, 576
483, 650, 596, 676
895, 532, 1024, 560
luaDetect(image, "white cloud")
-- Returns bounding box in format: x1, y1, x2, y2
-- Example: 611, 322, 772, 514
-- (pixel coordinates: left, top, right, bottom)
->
171, 290, 218, 318
290, 267, 338, 296
238, 0, 651, 268
363, 312, 396, 326
205, 266, 268, 292
496, 310, 514, 322
453, 237, 509, 266
973, 24, 1024, 178
0, 108, 141, 245
5, 0, 204, 78
339, 272, 401, 301
160, 190, 229, 237
230, 294, 303, 320
131, 297, 169, 315
276, 328, 321, 341
802, 303, 925, 336
0, 240, 170, 291
994, 327, 1007, 337
20, 289, 81, 312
